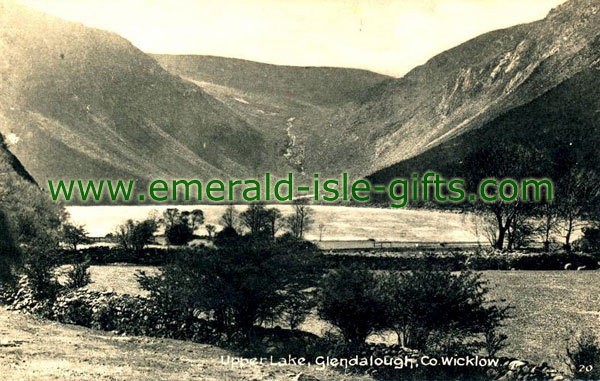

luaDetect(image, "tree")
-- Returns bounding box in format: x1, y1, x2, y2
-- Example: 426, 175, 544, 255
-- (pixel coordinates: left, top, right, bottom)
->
139, 234, 322, 336
240, 203, 282, 239
162, 208, 204, 246
463, 144, 547, 250
165, 222, 194, 246
317, 266, 387, 347
556, 168, 600, 251
62, 223, 90, 250
162, 208, 180, 231
285, 199, 314, 239
318, 223, 325, 241
281, 288, 315, 331
220, 205, 238, 231
205, 224, 216, 239
115, 218, 158, 252
535, 201, 561, 251
181, 209, 204, 231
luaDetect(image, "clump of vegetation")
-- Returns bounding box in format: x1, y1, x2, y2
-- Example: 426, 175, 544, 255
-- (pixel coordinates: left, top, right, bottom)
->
564, 331, 600, 380
162, 208, 204, 246
317, 260, 510, 358
138, 232, 323, 340
114, 218, 158, 252
382, 261, 510, 354
281, 288, 316, 331
317, 265, 387, 348
576, 226, 600, 255
65, 261, 92, 289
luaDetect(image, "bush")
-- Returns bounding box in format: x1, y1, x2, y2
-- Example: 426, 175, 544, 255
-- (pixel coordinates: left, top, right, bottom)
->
22, 243, 61, 301
382, 261, 510, 353
565, 331, 600, 380
576, 227, 600, 255
64, 261, 91, 289
317, 265, 387, 347
281, 288, 316, 331
139, 235, 323, 337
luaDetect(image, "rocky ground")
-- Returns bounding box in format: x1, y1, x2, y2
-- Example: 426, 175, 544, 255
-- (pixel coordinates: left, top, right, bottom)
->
0, 307, 370, 381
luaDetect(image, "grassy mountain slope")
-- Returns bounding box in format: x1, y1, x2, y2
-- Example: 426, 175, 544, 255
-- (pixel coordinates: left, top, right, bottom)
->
0, 1, 270, 186
152, 54, 391, 176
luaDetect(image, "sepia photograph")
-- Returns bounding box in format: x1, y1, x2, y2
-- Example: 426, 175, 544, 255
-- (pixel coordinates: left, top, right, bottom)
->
1, 0, 600, 379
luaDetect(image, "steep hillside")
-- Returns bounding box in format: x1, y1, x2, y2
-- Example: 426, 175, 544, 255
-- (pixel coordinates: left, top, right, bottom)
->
0, 1, 271, 186
322, 0, 600, 177
369, 64, 600, 185
152, 54, 391, 175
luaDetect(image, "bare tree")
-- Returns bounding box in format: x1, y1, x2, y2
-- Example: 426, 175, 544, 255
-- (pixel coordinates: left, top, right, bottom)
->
205, 224, 216, 239
318, 223, 325, 241
285, 199, 314, 239
220, 205, 238, 231
535, 202, 560, 251
557, 168, 600, 250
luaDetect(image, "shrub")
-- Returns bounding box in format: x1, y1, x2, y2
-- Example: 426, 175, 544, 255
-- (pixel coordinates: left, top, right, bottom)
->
317, 265, 387, 347
382, 261, 510, 352
139, 235, 322, 337
22, 242, 61, 301
64, 261, 91, 289
280, 288, 315, 331
576, 227, 600, 255
565, 331, 600, 380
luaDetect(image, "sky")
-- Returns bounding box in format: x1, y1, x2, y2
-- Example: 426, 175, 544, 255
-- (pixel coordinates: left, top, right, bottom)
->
19, 0, 567, 77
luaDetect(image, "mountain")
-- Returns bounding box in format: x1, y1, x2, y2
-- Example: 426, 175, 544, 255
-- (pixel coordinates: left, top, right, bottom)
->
324, 0, 600, 178
151, 55, 391, 175
369, 65, 600, 185
2, 0, 600, 202
0, 0, 273, 186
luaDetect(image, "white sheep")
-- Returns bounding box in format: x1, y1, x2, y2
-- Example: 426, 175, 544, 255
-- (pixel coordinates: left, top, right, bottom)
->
577, 265, 587, 271
564, 263, 572, 270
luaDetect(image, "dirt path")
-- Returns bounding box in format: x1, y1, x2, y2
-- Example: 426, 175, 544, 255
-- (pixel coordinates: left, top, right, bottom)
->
0, 308, 369, 380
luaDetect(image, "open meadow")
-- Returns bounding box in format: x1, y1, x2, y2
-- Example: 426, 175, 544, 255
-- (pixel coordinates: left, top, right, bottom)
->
82, 265, 600, 371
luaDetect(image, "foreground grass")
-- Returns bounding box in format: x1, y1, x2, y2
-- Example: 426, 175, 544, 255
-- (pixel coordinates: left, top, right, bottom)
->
0, 306, 369, 380
484, 271, 600, 370
82, 265, 600, 371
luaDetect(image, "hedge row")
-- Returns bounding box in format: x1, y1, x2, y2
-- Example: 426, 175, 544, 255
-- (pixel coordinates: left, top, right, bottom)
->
59, 246, 599, 272
323, 251, 599, 271
59, 247, 180, 265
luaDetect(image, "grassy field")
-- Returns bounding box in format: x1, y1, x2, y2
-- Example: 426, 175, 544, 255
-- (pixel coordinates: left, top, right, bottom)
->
81, 265, 600, 371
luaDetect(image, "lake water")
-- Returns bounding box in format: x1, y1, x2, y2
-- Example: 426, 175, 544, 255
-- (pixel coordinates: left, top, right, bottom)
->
66, 205, 480, 243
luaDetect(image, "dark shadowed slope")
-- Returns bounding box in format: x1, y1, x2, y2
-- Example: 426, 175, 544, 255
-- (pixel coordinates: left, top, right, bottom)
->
368, 64, 600, 185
